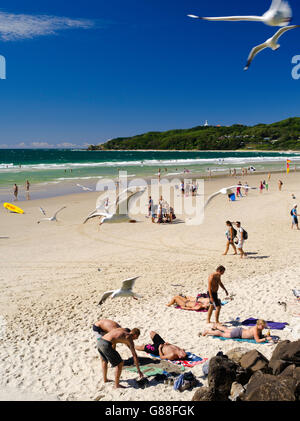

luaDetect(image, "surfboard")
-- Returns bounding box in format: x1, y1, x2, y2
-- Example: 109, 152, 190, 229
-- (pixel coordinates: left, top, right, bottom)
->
3, 203, 24, 214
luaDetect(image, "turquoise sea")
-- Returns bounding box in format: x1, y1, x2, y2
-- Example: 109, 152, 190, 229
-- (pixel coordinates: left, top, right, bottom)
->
0, 149, 299, 201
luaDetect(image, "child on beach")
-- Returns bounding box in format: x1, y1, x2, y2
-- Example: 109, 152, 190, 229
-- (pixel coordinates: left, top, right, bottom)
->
202, 319, 272, 344
206, 266, 228, 327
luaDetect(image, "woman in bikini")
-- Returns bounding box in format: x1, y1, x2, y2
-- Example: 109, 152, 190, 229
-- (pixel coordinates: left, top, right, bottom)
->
166, 295, 210, 311
202, 319, 272, 343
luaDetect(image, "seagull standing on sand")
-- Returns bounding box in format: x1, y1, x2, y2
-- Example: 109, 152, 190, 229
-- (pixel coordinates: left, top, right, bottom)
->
204, 185, 257, 209
244, 25, 300, 70
99, 276, 142, 305
188, 0, 292, 27
37, 206, 66, 223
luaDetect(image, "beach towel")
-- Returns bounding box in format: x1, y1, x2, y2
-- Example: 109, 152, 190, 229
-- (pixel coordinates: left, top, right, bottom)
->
175, 293, 228, 312
125, 361, 184, 377
241, 318, 288, 330
212, 336, 269, 344
149, 352, 208, 368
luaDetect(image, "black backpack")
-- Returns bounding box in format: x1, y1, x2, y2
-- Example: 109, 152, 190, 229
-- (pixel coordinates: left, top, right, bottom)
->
243, 229, 248, 240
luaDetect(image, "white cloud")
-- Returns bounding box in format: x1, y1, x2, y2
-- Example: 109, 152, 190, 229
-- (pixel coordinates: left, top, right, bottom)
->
30, 142, 54, 148
0, 11, 94, 41
57, 142, 77, 148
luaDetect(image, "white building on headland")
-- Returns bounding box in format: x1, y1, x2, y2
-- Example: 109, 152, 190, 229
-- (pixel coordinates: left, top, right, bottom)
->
204, 120, 208, 127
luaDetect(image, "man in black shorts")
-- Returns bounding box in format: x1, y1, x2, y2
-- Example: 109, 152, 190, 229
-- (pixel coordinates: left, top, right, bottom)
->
97, 327, 143, 388
135, 331, 187, 360
207, 265, 228, 328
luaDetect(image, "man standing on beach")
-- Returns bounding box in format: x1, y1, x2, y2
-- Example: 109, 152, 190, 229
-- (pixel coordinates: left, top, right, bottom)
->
97, 327, 144, 388
206, 266, 228, 328
13, 184, 18, 201
291, 205, 299, 230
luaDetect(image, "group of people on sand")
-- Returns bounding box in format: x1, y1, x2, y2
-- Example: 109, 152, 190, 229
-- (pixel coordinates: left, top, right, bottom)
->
13, 180, 30, 201
92, 319, 186, 389
94, 266, 273, 389
147, 195, 176, 224
167, 265, 273, 341
224, 220, 247, 259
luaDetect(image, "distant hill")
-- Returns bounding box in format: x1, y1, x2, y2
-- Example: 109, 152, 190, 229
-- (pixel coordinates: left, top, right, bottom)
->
88, 117, 300, 151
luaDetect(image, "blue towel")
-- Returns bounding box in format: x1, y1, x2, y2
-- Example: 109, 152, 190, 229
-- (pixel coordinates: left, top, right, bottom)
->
212, 336, 268, 344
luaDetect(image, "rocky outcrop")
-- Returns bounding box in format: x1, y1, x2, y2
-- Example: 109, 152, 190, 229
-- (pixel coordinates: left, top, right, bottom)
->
192, 340, 300, 402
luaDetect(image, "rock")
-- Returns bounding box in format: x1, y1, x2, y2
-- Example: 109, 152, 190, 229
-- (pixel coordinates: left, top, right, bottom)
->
235, 365, 253, 386
208, 355, 237, 400
269, 340, 300, 375
240, 350, 269, 374
242, 371, 296, 401
226, 347, 251, 365
192, 387, 215, 401
279, 365, 300, 400
229, 382, 245, 401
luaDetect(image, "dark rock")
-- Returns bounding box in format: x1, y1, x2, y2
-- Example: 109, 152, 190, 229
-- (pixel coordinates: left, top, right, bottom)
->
240, 350, 269, 373
269, 340, 300, 375
192, 387, 215, 401
279, 365, 300, 400
242, 371, 296, 401
208, 355, 237, 400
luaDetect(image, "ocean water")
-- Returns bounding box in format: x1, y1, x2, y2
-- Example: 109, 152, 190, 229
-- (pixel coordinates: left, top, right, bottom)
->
0, 149, 299, 201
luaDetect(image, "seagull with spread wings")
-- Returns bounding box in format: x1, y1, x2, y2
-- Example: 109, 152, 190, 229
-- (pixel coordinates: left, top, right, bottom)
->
37, 206, 66, 223
188, 0, 292, 27
99, 276, 142, 305
244, 25, 300, 70
204, 185, 257, 209
83, 187, 146, 225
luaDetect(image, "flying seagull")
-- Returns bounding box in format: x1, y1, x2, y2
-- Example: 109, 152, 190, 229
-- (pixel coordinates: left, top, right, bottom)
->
99, 276, 142, 305
244, 25, 300, 70
204, 185, 257, 209
37, 206, 66, 223
83, 187, 146, 225
188, 0, 292, 27
76, 184, 93, 192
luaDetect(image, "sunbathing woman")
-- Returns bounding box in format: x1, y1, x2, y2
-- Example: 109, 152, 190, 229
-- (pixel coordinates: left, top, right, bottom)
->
201, 319, 272, 343
167, 295, 210, 311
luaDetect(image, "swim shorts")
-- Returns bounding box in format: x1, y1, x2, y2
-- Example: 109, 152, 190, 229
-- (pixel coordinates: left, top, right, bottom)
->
143, 333, 165, 356
93, 324, 105, 340
207, 291, 221, 308
230, 327, 243, 339
97, 338, 123, 367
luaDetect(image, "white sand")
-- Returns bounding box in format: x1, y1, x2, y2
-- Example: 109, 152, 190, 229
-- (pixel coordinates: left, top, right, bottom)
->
0, 172, 300, 401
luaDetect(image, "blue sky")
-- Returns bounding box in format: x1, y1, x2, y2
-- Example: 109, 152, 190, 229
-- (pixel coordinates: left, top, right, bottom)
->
0, 0, 299, 148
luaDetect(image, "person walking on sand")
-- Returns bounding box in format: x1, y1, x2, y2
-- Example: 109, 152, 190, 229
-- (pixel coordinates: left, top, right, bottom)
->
13, 184, 18, 201
236, 181, 242, 198
202, 319, 272, 343
148, 196, 153, 218
158, 168, 161, 183
278, 180, 283, 191
234, 221, 247, 259
206, 266, 228, 328
223, 221, 237, 256
291, 204, 299, 230
97, 327, 143, 389
244, 181, 249, 196
259, 180, 264, 194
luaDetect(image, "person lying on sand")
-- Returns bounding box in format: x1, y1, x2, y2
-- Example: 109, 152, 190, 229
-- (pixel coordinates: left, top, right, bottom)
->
201, 319, 272, 344
97, 327, 143, 389
166, 295, 210, 311
135, 331, 187, 361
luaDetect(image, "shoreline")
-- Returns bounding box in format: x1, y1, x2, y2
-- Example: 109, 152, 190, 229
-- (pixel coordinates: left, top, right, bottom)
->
0, 166, 292, 203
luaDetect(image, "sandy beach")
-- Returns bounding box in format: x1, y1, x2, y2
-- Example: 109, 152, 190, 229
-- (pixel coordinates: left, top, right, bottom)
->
1, 171, 300, 401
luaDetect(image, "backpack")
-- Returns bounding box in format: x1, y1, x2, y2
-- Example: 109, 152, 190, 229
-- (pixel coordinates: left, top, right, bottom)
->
243, 229, 248, 240
232, 228, 237, 238
291, 209, 294, 216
